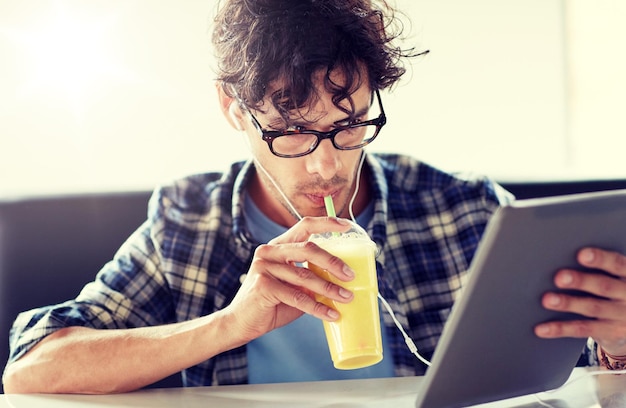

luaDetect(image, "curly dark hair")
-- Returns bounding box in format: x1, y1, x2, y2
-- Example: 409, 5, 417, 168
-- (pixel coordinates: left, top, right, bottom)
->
212, 0, 420, 119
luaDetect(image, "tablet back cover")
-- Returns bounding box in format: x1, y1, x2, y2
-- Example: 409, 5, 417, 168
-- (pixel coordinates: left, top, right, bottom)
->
415, 189, 626, 408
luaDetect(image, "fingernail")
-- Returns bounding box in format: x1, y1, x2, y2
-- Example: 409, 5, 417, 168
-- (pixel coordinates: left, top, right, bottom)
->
559, 271, 574, 286
343, 265, 355, 279
535, 325, 551, 336
339, 287, 353, 299
327, 309, 340, 319
334, 217, 350, 225
546, 293, 561, 307
580, 248, 595, 264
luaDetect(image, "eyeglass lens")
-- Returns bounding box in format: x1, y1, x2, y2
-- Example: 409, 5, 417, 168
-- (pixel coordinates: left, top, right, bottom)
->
271, 124, 379, 156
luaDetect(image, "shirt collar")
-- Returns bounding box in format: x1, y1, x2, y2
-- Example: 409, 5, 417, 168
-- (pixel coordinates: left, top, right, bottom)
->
231, 159, 257, 246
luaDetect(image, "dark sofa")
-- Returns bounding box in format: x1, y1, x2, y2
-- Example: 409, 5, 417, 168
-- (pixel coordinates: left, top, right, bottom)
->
1, 179, 626, 392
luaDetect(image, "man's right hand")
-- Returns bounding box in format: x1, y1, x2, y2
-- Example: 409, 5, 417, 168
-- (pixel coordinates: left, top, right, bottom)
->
226, 216, 356, 342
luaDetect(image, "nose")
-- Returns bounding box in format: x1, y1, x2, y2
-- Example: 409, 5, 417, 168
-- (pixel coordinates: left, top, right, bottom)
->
304, 138, 342, 180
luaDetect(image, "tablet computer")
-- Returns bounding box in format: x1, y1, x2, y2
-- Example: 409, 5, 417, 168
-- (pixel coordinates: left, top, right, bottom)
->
415, 189, 626, 408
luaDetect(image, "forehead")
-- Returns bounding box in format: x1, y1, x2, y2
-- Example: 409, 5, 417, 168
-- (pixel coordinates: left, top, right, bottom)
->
261, 70, 373, 121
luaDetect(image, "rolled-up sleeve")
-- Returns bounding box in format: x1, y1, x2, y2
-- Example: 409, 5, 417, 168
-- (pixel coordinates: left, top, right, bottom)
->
7, 193, 176, 365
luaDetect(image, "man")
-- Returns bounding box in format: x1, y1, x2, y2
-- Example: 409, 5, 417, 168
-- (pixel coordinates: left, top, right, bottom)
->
4, 0, 626, 394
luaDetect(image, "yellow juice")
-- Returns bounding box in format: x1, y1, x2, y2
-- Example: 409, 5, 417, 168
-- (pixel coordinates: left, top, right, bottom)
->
308, 236, 382, 370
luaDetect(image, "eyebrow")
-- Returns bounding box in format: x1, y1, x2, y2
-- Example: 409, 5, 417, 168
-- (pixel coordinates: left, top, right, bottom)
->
333, 103, 371, 126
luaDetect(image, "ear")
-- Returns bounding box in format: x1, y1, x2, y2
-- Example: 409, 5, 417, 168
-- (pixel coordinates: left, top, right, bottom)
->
216, 82, 244, 131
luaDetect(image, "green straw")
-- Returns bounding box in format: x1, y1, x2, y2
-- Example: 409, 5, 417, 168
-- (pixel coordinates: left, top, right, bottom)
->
324, 195, 337, 217
324, 196, 341, 237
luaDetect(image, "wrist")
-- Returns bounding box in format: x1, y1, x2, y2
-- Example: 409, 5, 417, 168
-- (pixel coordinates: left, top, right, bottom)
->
599, 346, 626, 370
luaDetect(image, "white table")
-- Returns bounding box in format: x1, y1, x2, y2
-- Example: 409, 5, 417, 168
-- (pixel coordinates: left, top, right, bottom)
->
1, 367, 625, 407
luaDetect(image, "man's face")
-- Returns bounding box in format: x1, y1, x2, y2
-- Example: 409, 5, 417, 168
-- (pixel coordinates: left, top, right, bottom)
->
242, 72, 374, 227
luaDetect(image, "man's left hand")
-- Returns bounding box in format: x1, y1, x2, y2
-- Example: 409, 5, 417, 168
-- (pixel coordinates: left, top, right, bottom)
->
535, 247, 626, 357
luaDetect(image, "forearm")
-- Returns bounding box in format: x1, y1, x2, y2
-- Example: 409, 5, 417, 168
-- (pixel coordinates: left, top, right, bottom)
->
2, 309, 242, 394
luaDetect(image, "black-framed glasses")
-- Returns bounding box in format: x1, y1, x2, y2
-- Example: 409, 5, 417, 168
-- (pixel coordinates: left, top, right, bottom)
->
245, 90, 386, 158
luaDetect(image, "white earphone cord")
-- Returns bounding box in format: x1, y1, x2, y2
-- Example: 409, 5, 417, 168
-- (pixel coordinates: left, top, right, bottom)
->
253, 148, 431, 367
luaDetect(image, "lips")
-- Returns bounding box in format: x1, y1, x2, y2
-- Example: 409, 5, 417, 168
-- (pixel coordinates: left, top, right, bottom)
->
305, 189, 341, 207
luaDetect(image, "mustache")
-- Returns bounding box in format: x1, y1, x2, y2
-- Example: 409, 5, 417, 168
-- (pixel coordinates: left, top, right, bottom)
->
295, 176, 348, 192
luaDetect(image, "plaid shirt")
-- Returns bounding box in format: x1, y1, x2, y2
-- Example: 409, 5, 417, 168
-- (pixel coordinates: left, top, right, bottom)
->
9, 153, 518, 386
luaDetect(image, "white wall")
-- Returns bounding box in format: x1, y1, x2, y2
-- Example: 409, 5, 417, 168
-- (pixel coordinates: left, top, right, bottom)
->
1, 0, 624, 198
384, 0, 567, 180
564, 0, 626, 179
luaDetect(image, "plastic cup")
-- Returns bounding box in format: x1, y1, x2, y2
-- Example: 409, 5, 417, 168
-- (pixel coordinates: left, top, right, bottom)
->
307, 220, 383, 370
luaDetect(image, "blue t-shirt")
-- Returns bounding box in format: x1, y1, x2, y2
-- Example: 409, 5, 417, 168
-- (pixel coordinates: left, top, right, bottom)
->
243, 193, 395, 383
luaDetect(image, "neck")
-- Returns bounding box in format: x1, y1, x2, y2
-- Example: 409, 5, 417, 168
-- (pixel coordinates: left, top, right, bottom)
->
248, 169, 299, 228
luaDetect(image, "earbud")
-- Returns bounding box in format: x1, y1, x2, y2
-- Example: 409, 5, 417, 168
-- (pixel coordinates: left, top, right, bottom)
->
229, 103, 243, 131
